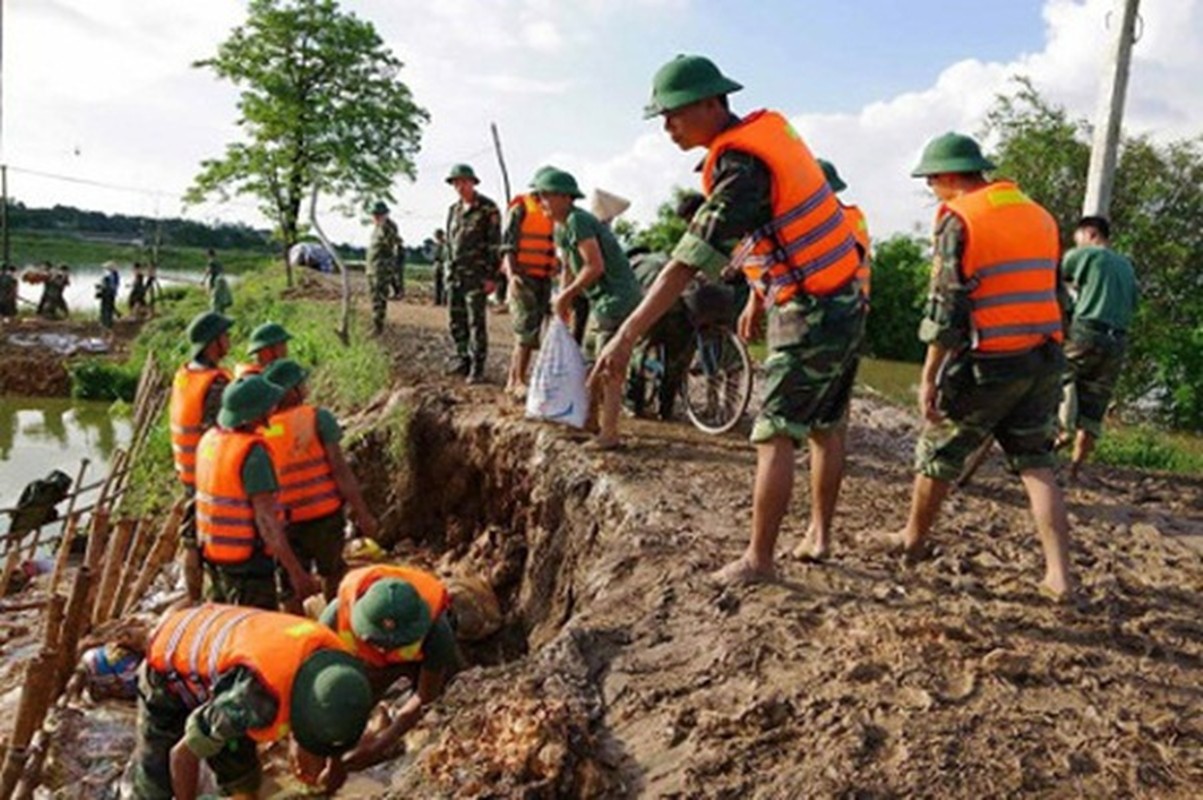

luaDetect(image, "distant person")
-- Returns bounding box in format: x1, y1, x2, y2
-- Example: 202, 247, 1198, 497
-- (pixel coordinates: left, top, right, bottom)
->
535, 167, 642, 449
128, 262, 149, 318
1057, 215, 1139, 479
206, 254, 233, 314
97, 261, 120, 329
236, 321, 292, 379
431, 229, 448, 306
389, 234, 407, 300
262, 359, 379, 606
366, 201, 401, 335
145, 263, 161, 315
38, 263, 70, 319
501, 180, 559, 399
0, 263, 18, 318
444, 164, 501, 383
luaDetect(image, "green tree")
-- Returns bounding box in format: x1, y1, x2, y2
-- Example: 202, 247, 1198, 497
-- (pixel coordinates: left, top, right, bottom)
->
187, 0, 428, 284
622, 187, 698, 254
984, 79, 1203, 429
864, 235, 930, 363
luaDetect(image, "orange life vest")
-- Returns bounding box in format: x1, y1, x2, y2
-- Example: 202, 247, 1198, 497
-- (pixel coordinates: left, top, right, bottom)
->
170, 364, 230, 487
702, 110, 860, 306
234, 362, 263, 379
938, 181, 1063, 355
195, 427, 276, 564
842, 204, 872, 300
146, 604, 348, 743
509, 194, 557, 279
335, 565, 451, 668
262, 405, 342, 524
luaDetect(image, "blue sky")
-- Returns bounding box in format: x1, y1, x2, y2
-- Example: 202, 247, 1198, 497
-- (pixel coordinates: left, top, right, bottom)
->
5, 0, 1202, 248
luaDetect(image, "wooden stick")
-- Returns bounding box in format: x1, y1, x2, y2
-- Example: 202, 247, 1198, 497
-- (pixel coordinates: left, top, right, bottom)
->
11, 730, 48, 800
57, 459, 91, 541
0, 545, 22, 600
108, 518, 149, 619
0, 598, 47, 614
47, 513, 79, 597
123, 501, 185, 614
0, 648, 56, 799
40, 594, 65, 652
92, 518, 135, 626
56, 566, 93, 696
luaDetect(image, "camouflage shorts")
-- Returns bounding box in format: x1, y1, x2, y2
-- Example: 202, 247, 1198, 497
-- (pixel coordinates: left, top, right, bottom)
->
1061, 331, 1126, 437
203, 563, 278, 610
508, 275, 552, 347
916, 346, 1063, 481
278, 510, 346, 602
752, 291, 865, 445
583, 312, 625, 362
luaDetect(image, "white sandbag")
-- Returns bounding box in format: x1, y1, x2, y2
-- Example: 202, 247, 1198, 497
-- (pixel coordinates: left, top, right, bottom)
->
525, 318, 589, 428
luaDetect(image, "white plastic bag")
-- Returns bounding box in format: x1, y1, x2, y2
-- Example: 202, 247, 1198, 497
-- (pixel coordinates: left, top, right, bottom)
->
525, 318, 590, 428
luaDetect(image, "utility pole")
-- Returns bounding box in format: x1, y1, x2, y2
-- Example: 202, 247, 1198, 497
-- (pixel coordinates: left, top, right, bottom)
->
1082, 0, 1140, 218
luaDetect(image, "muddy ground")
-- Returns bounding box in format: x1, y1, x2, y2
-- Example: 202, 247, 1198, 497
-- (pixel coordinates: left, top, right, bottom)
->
0, 316, 139, 396
9, 284, 1203, 798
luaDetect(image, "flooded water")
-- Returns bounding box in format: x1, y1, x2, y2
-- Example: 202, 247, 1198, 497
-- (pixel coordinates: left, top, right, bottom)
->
22, 266, 209, 313
0, 396, 132, 535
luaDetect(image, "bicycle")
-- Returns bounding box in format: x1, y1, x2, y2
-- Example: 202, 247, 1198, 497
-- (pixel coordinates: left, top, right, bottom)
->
629, 281, 753, 435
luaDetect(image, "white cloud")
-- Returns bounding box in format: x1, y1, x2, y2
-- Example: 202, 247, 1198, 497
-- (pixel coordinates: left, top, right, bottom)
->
467, 74, 572, 95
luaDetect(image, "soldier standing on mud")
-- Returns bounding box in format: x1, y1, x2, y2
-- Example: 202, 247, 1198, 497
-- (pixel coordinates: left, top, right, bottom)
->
889, 132, 1073, 601
444, 163, 501, 383
39, 263, 71, 319
0, 264, 18, 318
367, 201, 401, 335
1056, 215, 1138, 481
592, 55, 866, 585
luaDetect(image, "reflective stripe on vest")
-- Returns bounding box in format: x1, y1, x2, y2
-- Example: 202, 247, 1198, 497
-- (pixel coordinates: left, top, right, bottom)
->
939, 181, 1063, 354
261, 405, 343, 524
169, 365, 230, 487
509, 194, 557, 279
195, 428, 274, 564
843, 204, 872, 300
146, 604, 348, 743
335, 565, 451, 668
701, 111, 860, 306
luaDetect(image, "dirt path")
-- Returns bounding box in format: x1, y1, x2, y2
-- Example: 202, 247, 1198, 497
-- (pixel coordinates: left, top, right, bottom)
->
364, 294, 1203, 798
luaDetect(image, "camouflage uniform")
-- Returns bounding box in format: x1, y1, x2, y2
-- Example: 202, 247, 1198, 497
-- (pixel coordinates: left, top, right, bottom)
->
367, 216, 401, 334
672, 126, 865, 444
915, 215, 1064, 481
445, 194, 501, 373
388, 236, 407, 299
39, 270, 70, 319
0, 269, 17, 317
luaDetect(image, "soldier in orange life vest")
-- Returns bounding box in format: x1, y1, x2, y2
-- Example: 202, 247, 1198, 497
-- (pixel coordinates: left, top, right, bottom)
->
195, 376, 321, 610
818, 159, 872, 304
235, 321, 291, 379
132, 603, 373, 799
319, 565, 460, 771
501, 178, 560, 399
888, 132, 1073, 601
170, 312, 234, 603
261, 359, 378, 606
591, 55, 866, 584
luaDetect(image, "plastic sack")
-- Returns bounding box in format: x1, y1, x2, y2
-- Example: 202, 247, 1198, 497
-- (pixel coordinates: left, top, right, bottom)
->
525, 318, 589, 428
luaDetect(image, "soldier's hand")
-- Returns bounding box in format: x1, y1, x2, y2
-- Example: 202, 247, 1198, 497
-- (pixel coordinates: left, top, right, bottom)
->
356, 511, 380, 541
919, 379, 943, 423
552, 292, 573, 323
737, 301, 763, 343
292, 571, 323, 601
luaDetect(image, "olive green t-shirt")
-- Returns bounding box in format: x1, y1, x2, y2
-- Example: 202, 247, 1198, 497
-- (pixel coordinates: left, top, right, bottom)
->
315, 407, 342, 445
241, 443, 278, 495
1060, 245, 1138, 332
555, 207, 641, 323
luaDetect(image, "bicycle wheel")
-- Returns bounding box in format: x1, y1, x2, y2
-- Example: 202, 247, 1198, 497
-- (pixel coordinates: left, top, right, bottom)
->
681, 326, 752, 434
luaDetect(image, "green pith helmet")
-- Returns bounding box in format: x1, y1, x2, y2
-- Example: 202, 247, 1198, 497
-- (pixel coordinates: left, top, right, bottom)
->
262, 358, 308, 393
291, 649, 373, 758
351, 578, 433, 649
529, 168, 584, 199
527, 164, 560, 189
187, 311, 233, 359
217, 375, 283, 429
911, 132, 996, 177
818, 159, 847, 193
248, 321, 292, 354
446, 163, 480, 184
643, 54, 743, 119
370, 201, 389, 216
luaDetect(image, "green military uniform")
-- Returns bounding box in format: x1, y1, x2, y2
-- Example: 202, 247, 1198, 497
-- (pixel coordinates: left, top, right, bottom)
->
0, 267, 17, 317
389, 236, 407, 299
915, 214, 1063, 481
501, 200, 553, 348
367, 203, 401, 334
39, 268, 70, 319
554, 206, 642, 360
445, 165, 501, 377
625, 251, 693, 418
1059, 244, 1138, 437
671, 125, 864, 445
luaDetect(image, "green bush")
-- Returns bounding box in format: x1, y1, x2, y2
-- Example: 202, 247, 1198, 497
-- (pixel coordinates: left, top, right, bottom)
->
69, 359, 140, 401
864, 235, 930, 363
1094, 427, 1203, 474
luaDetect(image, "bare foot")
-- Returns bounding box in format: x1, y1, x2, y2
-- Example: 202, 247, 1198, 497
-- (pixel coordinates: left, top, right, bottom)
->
584, 437, 623, 452
791, 534, 829, 563
1039, 576, 1075, 605
710, 556, 777, 587
879, 531, 929, 564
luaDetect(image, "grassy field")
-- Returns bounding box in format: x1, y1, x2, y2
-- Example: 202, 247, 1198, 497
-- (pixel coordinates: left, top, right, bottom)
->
8, 229, 277, 273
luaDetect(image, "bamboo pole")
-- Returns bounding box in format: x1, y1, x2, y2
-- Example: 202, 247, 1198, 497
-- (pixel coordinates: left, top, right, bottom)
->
46, 513, 79, 596
92, 517, 135, 626
56, 459, 90, 541
10, 730, 47, 800
0, 544, 21, 599
0, 648, 56, 800
40, 594, 64, 651
55, 566, 93, 695
107, 517, 148, 620
122, 500, 184, 615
